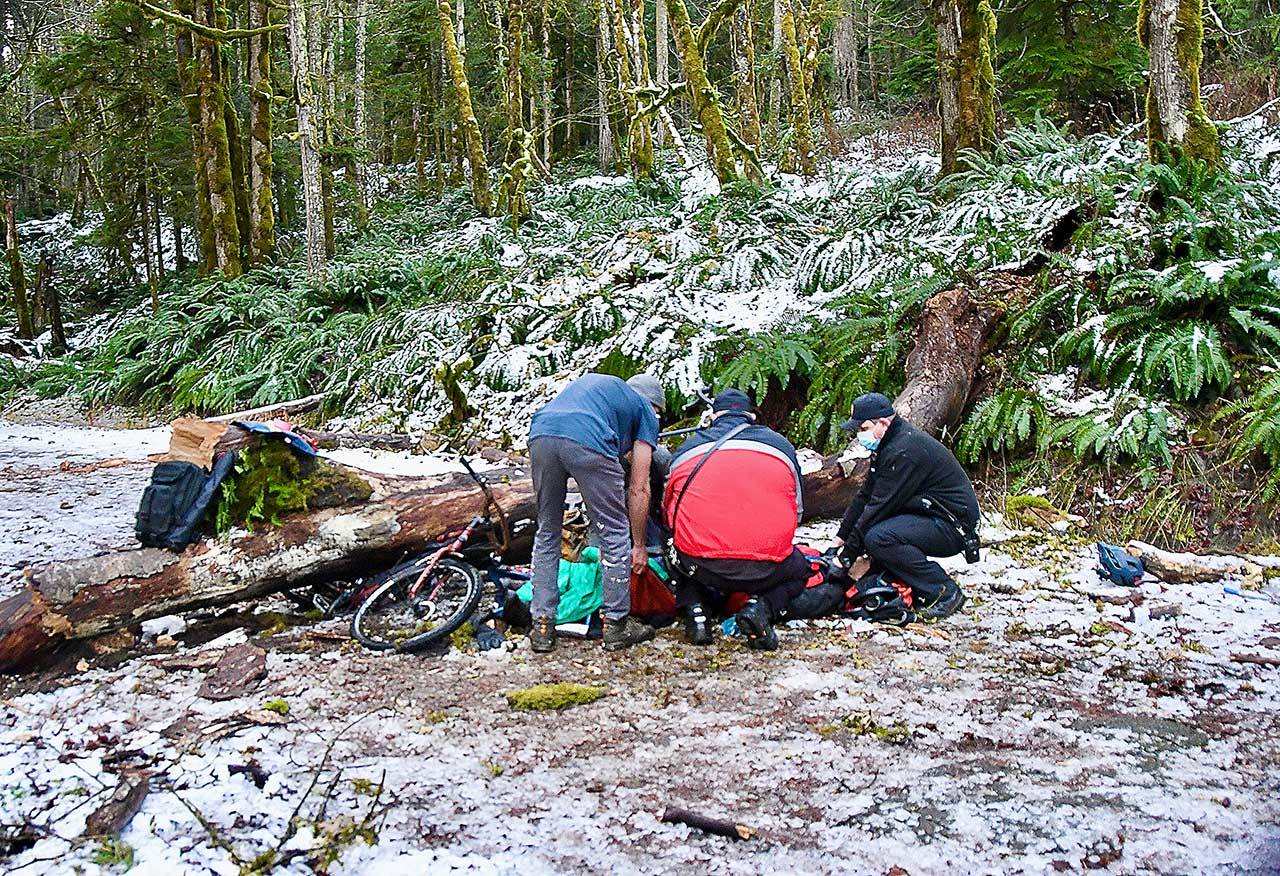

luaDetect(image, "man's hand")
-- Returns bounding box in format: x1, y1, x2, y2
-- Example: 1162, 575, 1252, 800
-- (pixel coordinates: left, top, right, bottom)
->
631, 544, 649, 577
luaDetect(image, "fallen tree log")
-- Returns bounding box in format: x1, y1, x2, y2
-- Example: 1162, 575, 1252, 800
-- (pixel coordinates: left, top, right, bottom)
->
0, 284, 1004, 673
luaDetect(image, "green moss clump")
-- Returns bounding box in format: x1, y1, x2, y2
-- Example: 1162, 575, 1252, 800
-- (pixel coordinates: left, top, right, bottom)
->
449, 622, 474, 652
504, 682, 607, 711
262, 698, 290, 716
215, 441, 372, 533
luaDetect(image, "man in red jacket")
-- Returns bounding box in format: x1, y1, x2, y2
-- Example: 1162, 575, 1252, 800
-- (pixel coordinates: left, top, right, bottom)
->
662, 389, 808, 650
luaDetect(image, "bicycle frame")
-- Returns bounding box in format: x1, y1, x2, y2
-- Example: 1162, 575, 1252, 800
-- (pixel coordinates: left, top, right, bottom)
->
404, 514, 486, 605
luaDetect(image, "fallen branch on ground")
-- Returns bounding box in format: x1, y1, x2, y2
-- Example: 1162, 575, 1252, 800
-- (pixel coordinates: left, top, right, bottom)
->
661, 806, 754, 840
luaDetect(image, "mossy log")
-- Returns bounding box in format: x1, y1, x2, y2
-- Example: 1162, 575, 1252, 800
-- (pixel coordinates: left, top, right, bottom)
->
0, 455, 538, 673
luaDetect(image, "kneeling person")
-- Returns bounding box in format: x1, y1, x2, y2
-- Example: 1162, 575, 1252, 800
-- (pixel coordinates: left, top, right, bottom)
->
836, 392, 978, 620
663, 390, 808, 650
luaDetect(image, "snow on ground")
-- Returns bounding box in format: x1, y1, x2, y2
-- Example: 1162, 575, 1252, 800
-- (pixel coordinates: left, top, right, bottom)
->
3, 527, 1279, 873
0, 420, 168, 594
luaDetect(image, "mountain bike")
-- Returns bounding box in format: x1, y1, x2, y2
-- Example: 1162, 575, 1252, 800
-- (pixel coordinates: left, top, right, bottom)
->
349, 456, 528, 653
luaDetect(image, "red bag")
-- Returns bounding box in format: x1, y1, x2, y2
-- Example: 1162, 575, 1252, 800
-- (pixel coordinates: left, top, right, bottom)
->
631, 566, 677, 618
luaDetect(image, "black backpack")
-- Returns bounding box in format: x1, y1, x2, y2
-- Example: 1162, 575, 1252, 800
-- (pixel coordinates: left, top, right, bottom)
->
136, 452, 237, 550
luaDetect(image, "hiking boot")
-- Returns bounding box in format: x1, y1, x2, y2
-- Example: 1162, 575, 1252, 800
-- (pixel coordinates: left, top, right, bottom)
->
684, 604, 713, 646
735, 598, 778, 651
529, 616, 557, 653
601, 614, 655, 651
916, 582, 966, 621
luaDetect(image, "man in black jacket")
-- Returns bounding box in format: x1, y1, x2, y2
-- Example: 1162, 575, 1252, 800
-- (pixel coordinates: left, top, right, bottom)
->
836, 392, 978, 620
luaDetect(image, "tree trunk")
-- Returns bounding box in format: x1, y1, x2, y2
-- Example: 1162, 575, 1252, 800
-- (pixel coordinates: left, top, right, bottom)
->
37, 257, 66, 353
781, 5, 817, 176
499, 0, 533, 225
937, 0, 996, 176
935, 0, 962, 175
193, 0, 244, 277
1138, 0, 1220, 163
731, 6, 762, 149
438, 0, 494, 215
175, 24, 218, 273
668, 0, 739, 183
0, 461, 538, 672
316, 0, 337, 258
248, 0, 277, 262
540, 0, 553, 166
596, 0, 618, 170
350, 0, 370, 229
139, 180, 160, 313
834, 6, 858, 108
607, 0, 653, 180
768, 0, 783, 128
655, 0, 668, 146
5, 198, 33, 340
287, 0, 328, 277
173, 204, 188, 271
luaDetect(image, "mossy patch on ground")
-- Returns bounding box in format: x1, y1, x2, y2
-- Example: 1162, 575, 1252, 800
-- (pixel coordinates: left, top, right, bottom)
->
504, 682, 607, 711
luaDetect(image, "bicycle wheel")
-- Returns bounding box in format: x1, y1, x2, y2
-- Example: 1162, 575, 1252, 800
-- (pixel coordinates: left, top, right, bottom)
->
350, 557, 484, 652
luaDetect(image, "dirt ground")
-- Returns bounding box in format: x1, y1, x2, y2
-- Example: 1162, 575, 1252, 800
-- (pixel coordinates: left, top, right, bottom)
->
2, 420, 1279, 875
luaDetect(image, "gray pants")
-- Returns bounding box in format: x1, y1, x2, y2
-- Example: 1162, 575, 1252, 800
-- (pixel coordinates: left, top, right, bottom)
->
529, 436, 632, 621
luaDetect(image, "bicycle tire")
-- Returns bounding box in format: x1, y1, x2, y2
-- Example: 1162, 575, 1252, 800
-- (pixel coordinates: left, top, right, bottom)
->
350, 557, 485, 652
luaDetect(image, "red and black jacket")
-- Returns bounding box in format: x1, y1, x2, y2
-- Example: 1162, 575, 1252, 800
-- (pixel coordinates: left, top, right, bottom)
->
662, 413, 803, 563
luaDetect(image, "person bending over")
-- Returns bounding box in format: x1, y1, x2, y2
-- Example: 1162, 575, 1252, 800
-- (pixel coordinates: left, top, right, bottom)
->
526, 373, 666, 652
663, 389, 808, 650
835, 392, 978, 620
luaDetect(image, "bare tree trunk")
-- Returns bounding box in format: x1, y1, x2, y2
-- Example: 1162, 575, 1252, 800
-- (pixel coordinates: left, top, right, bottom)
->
655, 0, 669, 146
151, 183, 166, 279
139, 180, 160, 313
1139, 0, 1220, 162
935, 0, 962, 175
438, 0, 494, 215
287, 0, 328, 277
596, 0, 618, 170
38, 257, 66, 352
540, 0, 553, 165
732, 5, 762, 148
834, 4, 858, 107
5, 198, 33, 340
248, 0, 276, 261
317, 0, 337, 258
352, 0, 371, 225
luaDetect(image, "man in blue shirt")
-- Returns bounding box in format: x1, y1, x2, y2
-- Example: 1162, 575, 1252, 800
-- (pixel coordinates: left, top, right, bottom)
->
526, 373, 665, 652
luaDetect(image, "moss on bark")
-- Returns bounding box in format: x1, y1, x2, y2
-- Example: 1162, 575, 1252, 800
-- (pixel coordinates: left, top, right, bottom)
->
781, 10, 817, 177
668, 0, 738, 183
247, 0, 275, 262
214, 441, 373, 533
438, 0, 494, 216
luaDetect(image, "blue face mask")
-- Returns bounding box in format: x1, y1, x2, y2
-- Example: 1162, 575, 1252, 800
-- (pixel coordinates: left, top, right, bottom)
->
856, 429, 880, 451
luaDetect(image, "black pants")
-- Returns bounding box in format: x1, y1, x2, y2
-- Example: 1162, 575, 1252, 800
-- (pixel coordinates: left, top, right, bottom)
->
863, 514, 964, 603
673, 548, 811, 618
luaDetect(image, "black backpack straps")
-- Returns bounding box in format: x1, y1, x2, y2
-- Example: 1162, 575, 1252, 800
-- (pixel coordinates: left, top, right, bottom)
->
668, 422, 752, 534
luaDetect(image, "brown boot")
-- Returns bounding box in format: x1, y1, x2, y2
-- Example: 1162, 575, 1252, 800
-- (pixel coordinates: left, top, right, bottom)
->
529, 616, 557, 653
601, 614, 655, 651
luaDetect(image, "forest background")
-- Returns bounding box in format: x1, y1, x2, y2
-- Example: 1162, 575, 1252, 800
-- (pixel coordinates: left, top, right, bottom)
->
1, 0, 1279, 550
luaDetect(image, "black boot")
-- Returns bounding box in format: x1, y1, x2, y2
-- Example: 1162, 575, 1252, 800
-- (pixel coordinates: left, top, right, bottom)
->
602, 614, 655, 651
684, 603, 713, 646
735, 598, 778, 651
529, 616, 557, 653
916, 581, 966, 621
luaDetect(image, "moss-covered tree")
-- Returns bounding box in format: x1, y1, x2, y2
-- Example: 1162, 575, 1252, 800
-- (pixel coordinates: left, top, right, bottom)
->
438, 0, 493, 215
247, 0, 275, 262
781, 4, 817, 176
667, 0, 739, 183
936, 0, 997, 176
5, 198, 33, 340
1138, 0, 1220, 163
